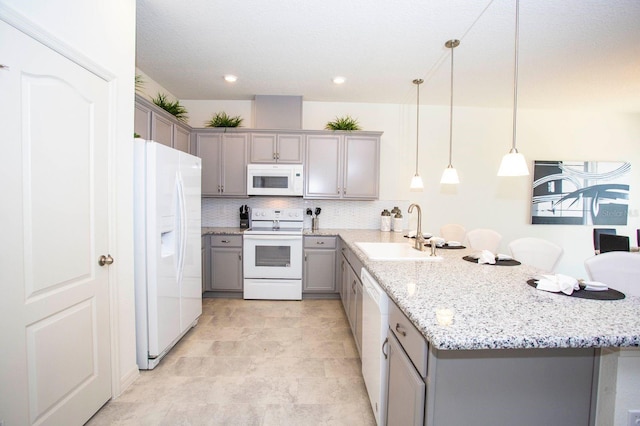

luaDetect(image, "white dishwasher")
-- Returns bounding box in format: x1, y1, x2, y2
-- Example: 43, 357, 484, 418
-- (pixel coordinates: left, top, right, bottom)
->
361, 268, 389, 426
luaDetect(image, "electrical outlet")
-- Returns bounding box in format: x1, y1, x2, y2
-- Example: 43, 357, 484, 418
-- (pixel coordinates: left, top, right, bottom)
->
628, 409, 640, 426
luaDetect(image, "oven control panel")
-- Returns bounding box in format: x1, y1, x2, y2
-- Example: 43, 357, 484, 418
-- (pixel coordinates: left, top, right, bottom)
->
250, 208, 303, 221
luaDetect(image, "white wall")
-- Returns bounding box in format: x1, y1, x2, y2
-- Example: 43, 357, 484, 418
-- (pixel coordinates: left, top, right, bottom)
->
1, 0, 139, 397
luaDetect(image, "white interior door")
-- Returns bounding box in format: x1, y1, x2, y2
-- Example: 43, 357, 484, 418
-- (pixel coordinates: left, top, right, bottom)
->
0, 21, 112, 425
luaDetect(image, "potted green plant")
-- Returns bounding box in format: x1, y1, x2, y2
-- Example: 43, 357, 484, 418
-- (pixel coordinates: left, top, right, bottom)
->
205, 111, 244, 128
325, 115, 362, 131
151, 93, 188, 123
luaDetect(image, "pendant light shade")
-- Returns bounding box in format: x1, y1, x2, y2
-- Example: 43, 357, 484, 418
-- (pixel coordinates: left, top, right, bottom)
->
498, 0, 529, 177
441, 39, 460, 185
441, 165, 460, 184
410, 78, 424, 191
497, 148, 529, 176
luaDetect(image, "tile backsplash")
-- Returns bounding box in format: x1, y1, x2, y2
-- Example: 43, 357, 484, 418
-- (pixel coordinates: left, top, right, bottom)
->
202, 197, 410, 230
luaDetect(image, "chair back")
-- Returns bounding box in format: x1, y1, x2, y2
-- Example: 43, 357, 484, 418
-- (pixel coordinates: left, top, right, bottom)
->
584, 251, 640, 296
599, 234, 630, 253
440, 224, 466, 243
466, 228, 502, 253
507, 237, 564, 272
593, 228, 616, 252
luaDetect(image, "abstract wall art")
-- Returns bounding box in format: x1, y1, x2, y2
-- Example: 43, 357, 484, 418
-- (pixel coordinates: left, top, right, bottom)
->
531, 160, 630, 225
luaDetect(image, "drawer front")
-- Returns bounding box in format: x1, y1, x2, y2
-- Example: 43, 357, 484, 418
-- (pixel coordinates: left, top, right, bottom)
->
304, 236, 337, 249
210, 235, 242, 247
389, 301, 428, 378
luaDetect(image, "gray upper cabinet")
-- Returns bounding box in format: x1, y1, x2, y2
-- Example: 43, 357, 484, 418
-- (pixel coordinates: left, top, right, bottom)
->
193, 130, 248, 197
134, 100, 151, 140
305, 134, 342, 198
151, 112, 173, 147
134, 94, 191, 153
305, 132, 381, 200
343, 134, 380, 199
250, 132, 304, 163
174, 123, 191, 153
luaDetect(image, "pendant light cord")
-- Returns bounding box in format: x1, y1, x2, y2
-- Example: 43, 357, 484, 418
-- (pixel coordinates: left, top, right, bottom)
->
512, 0, 520, 152
413, 79, 423, 174
448, 43, 454, 166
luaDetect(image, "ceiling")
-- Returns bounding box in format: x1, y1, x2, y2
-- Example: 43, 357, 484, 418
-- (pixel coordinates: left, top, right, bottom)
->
136, 0, 640, 111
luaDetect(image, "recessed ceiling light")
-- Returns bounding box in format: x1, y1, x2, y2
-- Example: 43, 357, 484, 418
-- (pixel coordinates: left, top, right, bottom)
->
224, 75, 238, 83
333, 76, 346, 84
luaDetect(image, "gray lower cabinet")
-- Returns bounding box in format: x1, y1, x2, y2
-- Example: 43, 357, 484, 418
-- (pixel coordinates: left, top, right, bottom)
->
303, 236, 337, 293
305, 132, 381, 200
202, 235, 209, 293
207, 235, 243, 292
339, 240, 363, 356
386, 331, 425, 426
193, 130, 248, 197
384, 298, 598, 426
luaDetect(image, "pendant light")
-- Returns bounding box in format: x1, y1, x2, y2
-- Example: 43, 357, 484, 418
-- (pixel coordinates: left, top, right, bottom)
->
497, 0, 530, 176
410, 78, 425, 191
441, 39, 460, 184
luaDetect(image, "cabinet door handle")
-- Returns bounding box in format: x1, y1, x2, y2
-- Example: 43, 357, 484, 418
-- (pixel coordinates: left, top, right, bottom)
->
343, 188, 346, 195
221, 240, 230, 243
352, 280, 356, 293
221, 185, 224, 192
316, 241, 325, 245
238, 253, 242, 261
382, 337, 389, 360
304, 254, 308, 261
273, 152, 277, 159
395, 323, 407, 337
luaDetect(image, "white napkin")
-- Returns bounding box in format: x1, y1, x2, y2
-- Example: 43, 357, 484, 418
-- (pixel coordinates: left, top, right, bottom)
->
535, 274, 580, 295
581, 280, 608, 291
406, 230, 432, 239
496, 253, 513, 261
430, 237, 445, 247
477, 250, 496, 264
446, 240, 462, 247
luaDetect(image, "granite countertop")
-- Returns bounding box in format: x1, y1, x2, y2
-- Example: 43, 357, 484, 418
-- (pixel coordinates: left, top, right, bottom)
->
202, 227, 246, 235
336, 229, 640, 351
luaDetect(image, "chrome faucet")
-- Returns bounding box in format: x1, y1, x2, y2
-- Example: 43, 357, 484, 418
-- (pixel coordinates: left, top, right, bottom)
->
408, 203, 427, 251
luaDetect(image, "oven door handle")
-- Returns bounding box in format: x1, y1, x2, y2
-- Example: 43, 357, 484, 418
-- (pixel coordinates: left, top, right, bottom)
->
243, 234, 302, 242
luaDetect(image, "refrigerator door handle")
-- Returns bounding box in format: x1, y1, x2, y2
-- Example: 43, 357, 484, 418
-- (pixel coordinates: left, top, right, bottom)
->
175, 172, 187, 284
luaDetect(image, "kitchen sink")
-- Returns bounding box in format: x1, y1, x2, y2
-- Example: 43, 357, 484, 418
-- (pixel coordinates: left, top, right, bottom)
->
354, 242, 443, 261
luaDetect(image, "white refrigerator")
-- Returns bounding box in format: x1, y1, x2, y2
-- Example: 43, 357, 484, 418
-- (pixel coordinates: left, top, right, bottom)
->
134, 139, 202, 370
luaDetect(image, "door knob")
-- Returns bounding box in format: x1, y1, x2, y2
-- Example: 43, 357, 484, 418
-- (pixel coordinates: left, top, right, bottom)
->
99, 254, 114, 266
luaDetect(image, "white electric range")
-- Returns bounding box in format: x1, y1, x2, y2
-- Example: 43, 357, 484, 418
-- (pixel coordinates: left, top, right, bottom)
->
242, 208, 304, 300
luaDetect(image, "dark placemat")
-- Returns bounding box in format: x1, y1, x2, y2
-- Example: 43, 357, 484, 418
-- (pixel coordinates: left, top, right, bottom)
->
427, 243, 466, 250
526, 279, 625, 300
462, 255, 521, 266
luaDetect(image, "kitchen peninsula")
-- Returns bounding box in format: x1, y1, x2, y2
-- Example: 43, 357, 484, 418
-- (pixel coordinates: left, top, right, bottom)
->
325, 229, 640, 426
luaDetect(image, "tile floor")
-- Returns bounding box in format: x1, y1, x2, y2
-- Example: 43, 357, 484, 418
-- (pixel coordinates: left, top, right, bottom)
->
87, 298, 376, 425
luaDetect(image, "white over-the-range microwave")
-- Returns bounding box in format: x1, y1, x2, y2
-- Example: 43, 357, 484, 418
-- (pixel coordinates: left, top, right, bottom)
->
247, 164, 304, 196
